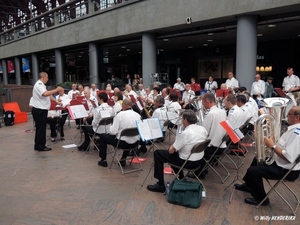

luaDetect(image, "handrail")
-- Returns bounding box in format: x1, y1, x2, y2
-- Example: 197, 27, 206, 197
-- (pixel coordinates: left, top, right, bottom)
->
0, 0, 141, 45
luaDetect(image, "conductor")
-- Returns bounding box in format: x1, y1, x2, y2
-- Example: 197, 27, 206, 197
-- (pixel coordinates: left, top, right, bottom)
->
31, 72, 64, 151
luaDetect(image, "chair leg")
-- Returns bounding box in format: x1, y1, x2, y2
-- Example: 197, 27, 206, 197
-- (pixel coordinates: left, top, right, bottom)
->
256, 179, 300, 216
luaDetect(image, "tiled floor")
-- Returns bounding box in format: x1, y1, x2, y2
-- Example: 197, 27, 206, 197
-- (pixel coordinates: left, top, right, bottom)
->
0, 115, 299, 225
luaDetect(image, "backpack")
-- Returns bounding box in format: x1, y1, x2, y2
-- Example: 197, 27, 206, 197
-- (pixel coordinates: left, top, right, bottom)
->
4, 111, 15, 126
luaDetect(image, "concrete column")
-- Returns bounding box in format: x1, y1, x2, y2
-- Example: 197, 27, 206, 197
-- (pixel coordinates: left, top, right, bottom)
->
235, 15, 257, 91
142, 33, 156, 87
15, 57, 22, 85
89, 43, 99, 85
54, 11, 59, 25
31, 54, 39, 84
55, 49, 64, 85
2, 59, 8, 84
88, 0, 95, 14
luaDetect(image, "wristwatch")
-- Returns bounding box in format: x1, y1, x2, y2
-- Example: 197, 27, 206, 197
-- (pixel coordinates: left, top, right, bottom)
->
271, 145, 276, 150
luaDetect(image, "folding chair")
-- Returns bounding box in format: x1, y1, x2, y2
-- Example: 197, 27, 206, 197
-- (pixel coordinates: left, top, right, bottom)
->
168, 139, 210, 190
109, 127, 142, 174
256, 156, 300, 215
198, 135, 231, 184
87, 116, 114, 152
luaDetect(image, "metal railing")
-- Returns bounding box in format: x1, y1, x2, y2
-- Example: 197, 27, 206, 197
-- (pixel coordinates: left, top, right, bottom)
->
0, 0, 140, 45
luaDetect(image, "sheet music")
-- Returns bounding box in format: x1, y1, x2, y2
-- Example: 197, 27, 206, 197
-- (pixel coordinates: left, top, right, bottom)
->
67, 105, 88, 119
58, 98, 72, 107
136, 117, 163, 141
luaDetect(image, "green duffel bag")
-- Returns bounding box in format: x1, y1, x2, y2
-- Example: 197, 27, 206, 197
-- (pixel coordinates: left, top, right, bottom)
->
167, 179, 203, 208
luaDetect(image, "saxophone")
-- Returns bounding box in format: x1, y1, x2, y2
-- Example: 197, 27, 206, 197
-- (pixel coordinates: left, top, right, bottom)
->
255, 97, 289, 165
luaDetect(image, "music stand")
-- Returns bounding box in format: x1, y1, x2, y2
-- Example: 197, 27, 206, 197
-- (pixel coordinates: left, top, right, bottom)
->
274, 88, 286, 97
136, 118, 165, 187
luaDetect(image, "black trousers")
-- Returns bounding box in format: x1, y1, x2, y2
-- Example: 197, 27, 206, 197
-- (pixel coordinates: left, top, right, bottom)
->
47, 113, 68, 138
243, 157, 300, 200
99, 134, 138, 161
32, 107, 48, 149
154, 150, 202, 186
81, 125, 94, 147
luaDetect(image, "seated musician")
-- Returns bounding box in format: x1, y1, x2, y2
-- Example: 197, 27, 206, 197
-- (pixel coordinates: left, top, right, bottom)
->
113, 92, 123, 114
224, 94, 246, 129
77, 92, 115, 151
138, 96, 168, 154
124, 84, 137, 100
68, 83, 79, 99
161, 87, 170, 106
82, 86, 98, 125
166, 91, 182, 129
97, 98, 141, 167
235, 106, 300, 206
180, 83, 195, 109
147, 110, 208, 193
188, 93, 227, 179
140, 86, 153, 106
47, 89, 70, 141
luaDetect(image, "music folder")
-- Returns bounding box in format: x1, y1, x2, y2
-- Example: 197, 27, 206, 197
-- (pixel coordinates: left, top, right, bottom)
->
67, 105, 88, 119
220, 120, 244, 144
136, 117, 163, 141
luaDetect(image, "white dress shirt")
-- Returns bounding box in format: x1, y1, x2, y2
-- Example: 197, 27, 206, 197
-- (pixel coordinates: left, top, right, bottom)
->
275, 124, 300, 170
182, 90, 195, 104
173, 124, 208, 161
203, 105, 227, 148
173, 82, 185, 91
31, 80, 50, 110
282, 74, 300, 92
92, 103, 115, 134
109, 109, 141, 143
251, 80, 265, 96
166, 101, 182, 125
204, 81, 218, 94
225, 77, 239, 89
228, 105, 246, 129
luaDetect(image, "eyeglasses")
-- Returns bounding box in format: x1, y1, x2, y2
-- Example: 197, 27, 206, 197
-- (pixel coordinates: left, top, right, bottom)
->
287, 113, 298, 116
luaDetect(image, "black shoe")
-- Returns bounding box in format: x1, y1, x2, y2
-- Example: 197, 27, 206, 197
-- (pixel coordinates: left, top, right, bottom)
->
244, 197, 270, 206
98, 160, 108, 167
76, 125, 80, 130
77, 144, 87, 151
137, 146, 147, 156
38, 147, 52, 151
147, 183, 166, 193
120, 159, 126, 167
61, 137, 65, 141
234, 184, 251, 193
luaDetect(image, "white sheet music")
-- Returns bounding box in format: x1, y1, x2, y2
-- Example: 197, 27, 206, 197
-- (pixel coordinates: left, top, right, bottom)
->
67, 105, 88, 119
136, 117, 163, 141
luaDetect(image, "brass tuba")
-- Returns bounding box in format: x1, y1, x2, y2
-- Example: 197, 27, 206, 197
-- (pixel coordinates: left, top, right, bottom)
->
255, 97, 289, 165
190, 96, 205, 125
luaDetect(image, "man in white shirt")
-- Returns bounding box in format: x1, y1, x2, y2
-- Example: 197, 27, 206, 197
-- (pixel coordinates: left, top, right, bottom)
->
282, 67, 300, 106
237, 94, 257, 134
98, 98, 141, 167
282, 67, 300, 93
68, 83, 79, 99
225, 72, 239, 92
90, 83, 99, 98
137, 83, 146, 97
250, 74, 265, 100
147, 110, 208, 193
82, 86, 98, 125
188, 93, 227, 179
78, 92, 115, 151
124, 84, 138, 100
235, 106, 300, 206
173, 78, 185, 93
161, 87, 170, 106
224, 94, 246, 129
180, 83, 195, 109
31, 72, 64, 151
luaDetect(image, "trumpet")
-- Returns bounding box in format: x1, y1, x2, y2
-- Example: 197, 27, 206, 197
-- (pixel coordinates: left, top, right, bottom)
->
141, 104, 154, 119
